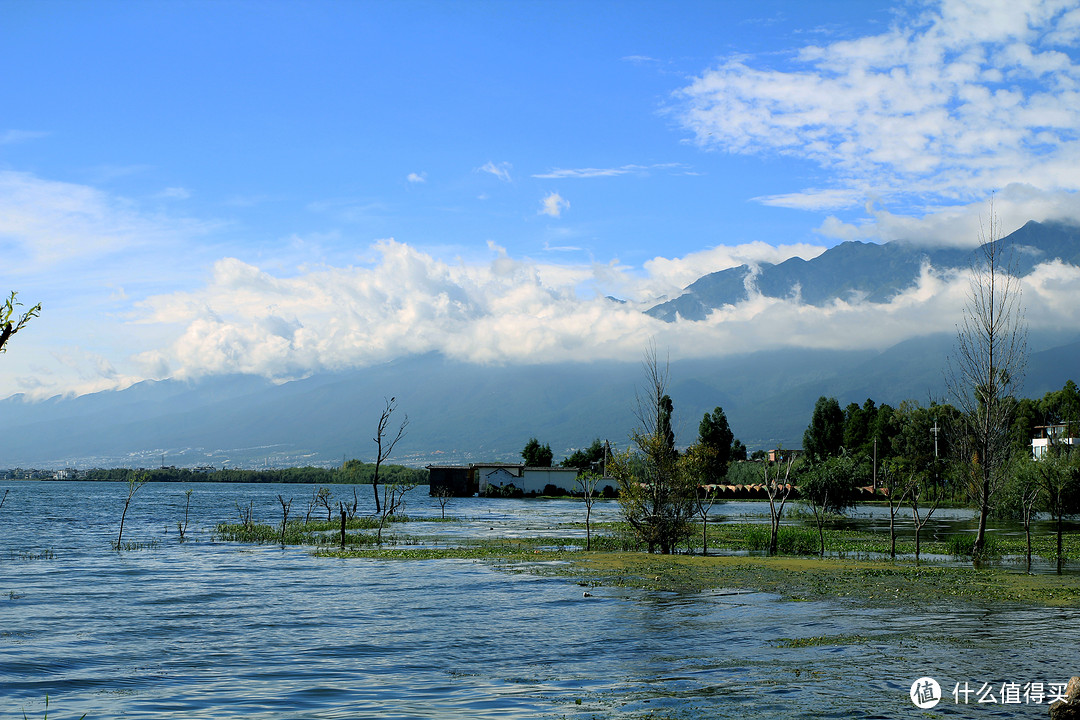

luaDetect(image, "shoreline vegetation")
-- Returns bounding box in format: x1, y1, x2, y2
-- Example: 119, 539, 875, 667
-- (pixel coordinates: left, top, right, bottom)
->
6, 464, 431, 485
212, 513, 1080, 608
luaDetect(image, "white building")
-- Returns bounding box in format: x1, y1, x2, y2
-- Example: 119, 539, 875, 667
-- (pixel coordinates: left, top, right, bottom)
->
473, 464, 581, 495
1031, 424, 1080, 459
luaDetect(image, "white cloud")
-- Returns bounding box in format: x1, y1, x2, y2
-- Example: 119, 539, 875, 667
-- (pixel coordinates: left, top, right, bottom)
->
0, 170, 215, 273
127, 239, 1080, 389
532, 163, 688, 179
0, 129, 49, 145
816, 184, 1080, 246
754, 188, 869, 211
478, 161, 513, 182
407, 172, 426, 183
540, 192, 570, 218
157, 187, 192, 200
676, 0, 1080, 210
640, 242, 828, 300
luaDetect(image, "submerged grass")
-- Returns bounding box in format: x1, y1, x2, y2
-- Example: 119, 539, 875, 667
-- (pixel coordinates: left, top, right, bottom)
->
557, 551, 1080, 607
216, 512, 1080, 608
313, 534, 1080, 607
214, 513, 430, 545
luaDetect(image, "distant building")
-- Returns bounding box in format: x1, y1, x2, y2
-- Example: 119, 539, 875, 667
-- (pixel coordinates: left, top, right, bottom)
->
1031, 423, 1080, 459
768, 448, 801, 463
427, 463, 581, 497
426, 465, 474, 497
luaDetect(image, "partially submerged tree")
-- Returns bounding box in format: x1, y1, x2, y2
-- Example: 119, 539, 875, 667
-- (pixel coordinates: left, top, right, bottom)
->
1001, 455, 1043, 568
799, 453, 860, 556
1037, 447, 1080, 571
612, 345, 695, 554
115, 471, 149, 550
947, 206, 1027, 556
433, 484, 453, 519
370, 397, 409, 515
177, 488, 193, 541
277, 494, 293, 546
763, 449, 796, 556
576, 470, 602, 551
0, 291, 41, 355
680, 443, 721, 555
906, 469, 940, 563
880, 460, 912, 559
315, 485, 334, 521
376, 477, 418, 544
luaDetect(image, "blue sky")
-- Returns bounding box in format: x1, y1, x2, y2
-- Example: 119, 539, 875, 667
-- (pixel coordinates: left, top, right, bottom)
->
3, 0, 1080, 399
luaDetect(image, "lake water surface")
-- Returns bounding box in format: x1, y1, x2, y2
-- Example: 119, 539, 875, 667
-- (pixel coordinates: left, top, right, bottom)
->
2, 481, 1077, 719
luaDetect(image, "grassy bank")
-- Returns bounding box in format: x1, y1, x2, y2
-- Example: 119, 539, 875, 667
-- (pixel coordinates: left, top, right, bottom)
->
313, 535, 1080, 608
214, 513, 1080, 608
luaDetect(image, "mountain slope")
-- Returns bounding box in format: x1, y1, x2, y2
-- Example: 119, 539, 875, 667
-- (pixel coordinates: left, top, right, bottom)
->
647, 219, 1080, 322
3, 334, 1078, 469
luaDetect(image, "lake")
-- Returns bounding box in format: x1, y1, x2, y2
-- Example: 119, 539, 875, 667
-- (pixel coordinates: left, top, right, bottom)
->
2, 481, 1076, 719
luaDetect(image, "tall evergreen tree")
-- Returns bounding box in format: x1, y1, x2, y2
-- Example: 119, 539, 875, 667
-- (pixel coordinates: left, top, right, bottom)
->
698, 406, 734, 481
803, 396, 844, 462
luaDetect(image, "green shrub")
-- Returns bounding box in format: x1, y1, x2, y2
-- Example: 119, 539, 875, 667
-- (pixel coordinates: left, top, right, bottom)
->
735, 525, 818, 555
947, 533, 1001, 558
777, 526, 819, 555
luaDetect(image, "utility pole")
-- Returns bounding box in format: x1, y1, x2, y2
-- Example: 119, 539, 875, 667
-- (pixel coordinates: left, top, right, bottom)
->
873, 438, 878, 489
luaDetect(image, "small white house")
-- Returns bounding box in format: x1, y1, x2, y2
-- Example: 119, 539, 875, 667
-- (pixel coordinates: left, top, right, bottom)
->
473, 464, 581, 495
474, 464, 523, 495
1032, 424, 1080, 459
521, 466, 581, 495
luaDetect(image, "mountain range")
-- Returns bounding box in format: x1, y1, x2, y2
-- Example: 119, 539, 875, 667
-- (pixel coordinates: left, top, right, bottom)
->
2, 220, 1078, 469
647, 219, 1080, 321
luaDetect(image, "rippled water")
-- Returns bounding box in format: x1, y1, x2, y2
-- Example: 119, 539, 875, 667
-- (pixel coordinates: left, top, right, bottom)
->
2, 481, 1076, 719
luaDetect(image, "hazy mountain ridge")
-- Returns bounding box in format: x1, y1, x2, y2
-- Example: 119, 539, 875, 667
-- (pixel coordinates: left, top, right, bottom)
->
647, 220, 1080, 322
3, 334, 1078, 469
3, 220, 1078, 469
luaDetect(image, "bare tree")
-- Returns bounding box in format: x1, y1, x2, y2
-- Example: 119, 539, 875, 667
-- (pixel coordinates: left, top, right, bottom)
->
947, 205, 1027, 556
235, 500, 254, 530
680, 443, 720, 555
371, 397, 409, 515
315, 486, 334, 521
376, 478, 418, 544
115, 471, 149, 550
177, 488, 193, 541
762, 450, 795, 556
433, 485, 453, 519
907, 472, 940, 562
882, 461, 914, 559
277, 494, 293, 546
0, 291, 41, 355
575, 470, 602, 551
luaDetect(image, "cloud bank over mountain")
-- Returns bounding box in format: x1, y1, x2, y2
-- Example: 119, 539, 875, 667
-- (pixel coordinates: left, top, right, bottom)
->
124, 226, 1080, 395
